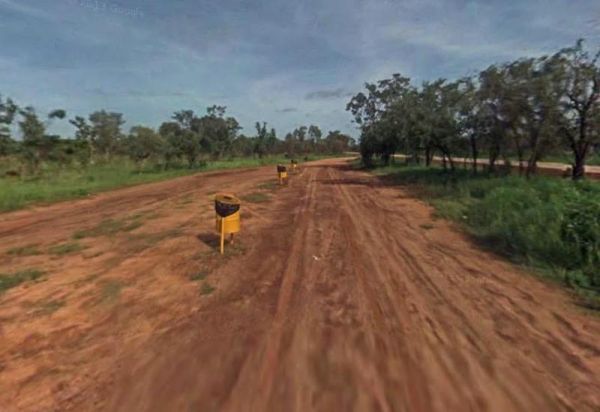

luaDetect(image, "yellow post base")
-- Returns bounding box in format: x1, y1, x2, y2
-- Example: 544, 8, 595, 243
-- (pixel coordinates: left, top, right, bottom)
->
278, 171, 288, 185
216, 212, 241, 254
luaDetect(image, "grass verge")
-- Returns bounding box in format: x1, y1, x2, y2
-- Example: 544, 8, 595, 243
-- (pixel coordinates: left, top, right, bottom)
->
48, 241, 87, 256
0, 269, 45, 294
241, 192, 270, 203
373, 163, 600, 309
0, 155, 333, 213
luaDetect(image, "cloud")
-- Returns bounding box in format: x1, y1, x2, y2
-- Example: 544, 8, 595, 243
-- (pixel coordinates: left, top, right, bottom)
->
2, 0, 598, 140
305, 88, 352, 100
0, 0, 52, 20
88, 88, 190, 98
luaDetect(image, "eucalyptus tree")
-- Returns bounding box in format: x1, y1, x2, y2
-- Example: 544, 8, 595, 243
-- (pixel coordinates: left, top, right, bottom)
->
550, 39, 600, 179
69, 116, 95, 165
17, 107, 67, 172
89, 110, 125, 159
0, 95, 18, 156
347, 73, 412, 165
126, 126, 165, 167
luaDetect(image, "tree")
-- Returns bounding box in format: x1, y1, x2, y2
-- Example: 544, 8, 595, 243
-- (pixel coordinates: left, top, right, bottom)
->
69, 116, 94, 166
193, 106, 240, 159
89, 110, 125, 158
254, 122, 269, 158
158, 121, 184, 167
18, 107, 46, 172
0, 96, 18, 156
347, 74, 412, 165
324, 130, 354, 153
170, 111, 203, 167
308, 124, 322, 153
551, 39, 600, 179
126, 126, 165, 167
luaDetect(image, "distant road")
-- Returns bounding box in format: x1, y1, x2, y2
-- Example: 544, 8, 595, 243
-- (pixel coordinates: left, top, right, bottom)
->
395, 155, 600, 179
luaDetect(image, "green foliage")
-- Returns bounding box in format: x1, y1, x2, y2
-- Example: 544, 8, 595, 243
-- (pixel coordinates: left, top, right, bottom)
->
561, 197, 600, 286
0, 269, 45, 294
190, 271, 208, 281
48, 241, 86, 256
378, 164, 600, 293
200, 282, 215, 295
89, 110, 125, 157
348, 39, 600, 179
126, 126, 165, 165
6, 244, 41, 257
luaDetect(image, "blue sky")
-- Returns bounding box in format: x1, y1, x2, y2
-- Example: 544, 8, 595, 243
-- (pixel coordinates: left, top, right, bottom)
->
1, 0, 599, 138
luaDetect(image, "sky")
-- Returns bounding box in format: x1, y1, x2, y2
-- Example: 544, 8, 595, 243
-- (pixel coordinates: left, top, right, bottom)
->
1, 0, 599, 139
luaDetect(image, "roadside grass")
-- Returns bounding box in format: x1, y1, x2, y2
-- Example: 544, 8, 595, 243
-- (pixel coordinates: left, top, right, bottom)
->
257, 181, 279, 191
0, 156, 317, 213
48, 241, 87, 256
190, 270, 208, 281
373, 163, 600, 307
6, 244, 41, 257
0, 269, 45, 294
241, 192, 270, 203
73, 216, 145, 239
200, 282, 215, 295
122, 228, 183, 255
31, 299, 65, 316
98, 279, 124, 304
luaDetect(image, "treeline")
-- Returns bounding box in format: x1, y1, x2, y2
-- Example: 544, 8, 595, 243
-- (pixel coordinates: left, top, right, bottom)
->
0, 101, 355, 174
347, 39, 600, 180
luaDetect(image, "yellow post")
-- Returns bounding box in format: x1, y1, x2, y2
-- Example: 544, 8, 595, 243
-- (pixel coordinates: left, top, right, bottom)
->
277, 164, 288, 185
220, 217, 225, 254
214, 193, 241, 255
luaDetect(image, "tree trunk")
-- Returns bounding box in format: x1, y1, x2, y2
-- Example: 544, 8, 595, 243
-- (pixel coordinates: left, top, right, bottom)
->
470, 136, 478, 174
571, 142, 589, 180
448, 154, 455, 172
526, 155, 538, 178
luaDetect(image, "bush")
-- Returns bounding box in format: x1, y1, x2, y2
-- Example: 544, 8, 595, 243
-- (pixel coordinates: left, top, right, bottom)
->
561, 197, 600, 287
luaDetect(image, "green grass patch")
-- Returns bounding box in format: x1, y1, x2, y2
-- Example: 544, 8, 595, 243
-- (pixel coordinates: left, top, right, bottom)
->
6, 244, 41, 257
241, 192, 270, 203
190, 270, 208, 281
122, 229, 183, 255
374, 163, 600, 305
99, 279, 124, 304
73, 216, 144, 239
0, 269, 45, 294
48, 241, 87, 256
200, 282, 215, 295
32, 299, 65, 316
257, 181, 279, 191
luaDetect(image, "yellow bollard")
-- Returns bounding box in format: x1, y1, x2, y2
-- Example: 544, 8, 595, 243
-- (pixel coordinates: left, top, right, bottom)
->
214, 193, 241, 254
277, 164, 288, 185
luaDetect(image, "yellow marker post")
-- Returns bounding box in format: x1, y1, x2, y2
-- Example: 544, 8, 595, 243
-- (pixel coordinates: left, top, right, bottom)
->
214, 193, 241, 255
277, 164, 288, 185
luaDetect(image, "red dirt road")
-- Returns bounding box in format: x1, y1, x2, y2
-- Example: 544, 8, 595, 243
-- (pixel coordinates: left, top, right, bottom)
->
1, 158, 600, 411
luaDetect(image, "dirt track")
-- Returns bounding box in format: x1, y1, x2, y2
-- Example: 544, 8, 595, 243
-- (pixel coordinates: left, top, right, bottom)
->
1, 158, 600, 411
